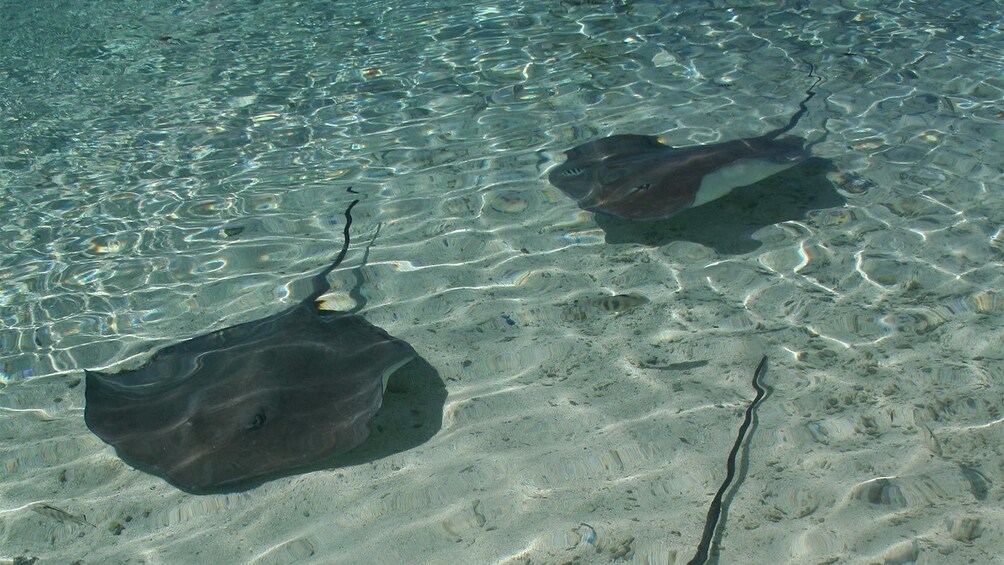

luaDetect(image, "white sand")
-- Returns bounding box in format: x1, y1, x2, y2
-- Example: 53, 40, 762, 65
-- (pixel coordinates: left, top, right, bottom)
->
1, 1, 1002, 564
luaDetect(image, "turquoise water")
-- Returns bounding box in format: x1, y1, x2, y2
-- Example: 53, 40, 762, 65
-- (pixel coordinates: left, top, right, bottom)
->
2, 0, 1003, 563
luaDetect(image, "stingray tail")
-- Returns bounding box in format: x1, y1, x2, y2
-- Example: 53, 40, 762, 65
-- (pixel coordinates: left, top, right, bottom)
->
308, 187, 360, 304
344, 221, 382, 315
763, 61, 824, 141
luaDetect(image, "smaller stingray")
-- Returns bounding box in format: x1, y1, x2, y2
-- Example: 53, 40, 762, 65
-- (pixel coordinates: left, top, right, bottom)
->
84, 194, 417, 493
549, 69, 822, 220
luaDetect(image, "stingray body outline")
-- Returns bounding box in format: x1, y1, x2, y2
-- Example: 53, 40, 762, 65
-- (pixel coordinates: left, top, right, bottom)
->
84, 194, 418, 493
549, 67, 822, 220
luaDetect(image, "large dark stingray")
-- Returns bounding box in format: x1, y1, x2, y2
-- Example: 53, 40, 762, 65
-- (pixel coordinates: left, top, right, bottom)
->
549, 69, 822, 220
84, 195, 417, 493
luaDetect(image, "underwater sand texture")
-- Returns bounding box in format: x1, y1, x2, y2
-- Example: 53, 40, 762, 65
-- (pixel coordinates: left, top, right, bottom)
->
2, 1, 1003, 563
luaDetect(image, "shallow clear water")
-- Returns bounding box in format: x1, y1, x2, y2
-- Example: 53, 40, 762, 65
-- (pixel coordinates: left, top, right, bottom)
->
2, 0, 1002, 563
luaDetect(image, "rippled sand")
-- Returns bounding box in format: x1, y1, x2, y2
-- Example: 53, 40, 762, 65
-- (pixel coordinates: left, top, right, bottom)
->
1, 0, 1002, 563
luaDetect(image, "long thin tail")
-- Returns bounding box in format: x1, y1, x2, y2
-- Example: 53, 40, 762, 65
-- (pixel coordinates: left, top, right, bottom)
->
763, 62, 823, 141
345, 221, 382, 315
687, 356, 771, 565
307, 187, 360, 304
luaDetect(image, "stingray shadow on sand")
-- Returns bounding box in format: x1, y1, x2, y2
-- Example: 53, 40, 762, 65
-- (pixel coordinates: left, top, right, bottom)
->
84, 193, 446, 495
595, 157, 845, 254
548, 65, 851, 254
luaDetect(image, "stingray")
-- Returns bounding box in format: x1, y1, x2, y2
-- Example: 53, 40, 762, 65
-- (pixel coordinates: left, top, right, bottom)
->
549, 68, 822, 220
84, 194, 417, 493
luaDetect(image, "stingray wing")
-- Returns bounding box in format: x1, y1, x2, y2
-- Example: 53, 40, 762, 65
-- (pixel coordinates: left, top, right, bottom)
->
84, 305, 416, 492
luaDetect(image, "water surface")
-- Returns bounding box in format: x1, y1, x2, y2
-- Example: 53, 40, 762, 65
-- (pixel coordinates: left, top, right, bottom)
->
2, 0, 1002, 563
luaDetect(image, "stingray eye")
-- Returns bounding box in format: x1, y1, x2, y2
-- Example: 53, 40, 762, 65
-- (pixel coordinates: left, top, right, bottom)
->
559, 167, 584, 176
247, 411, 267, 431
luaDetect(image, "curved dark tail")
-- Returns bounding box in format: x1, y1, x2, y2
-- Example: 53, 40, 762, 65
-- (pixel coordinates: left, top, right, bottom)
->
307, 187, 360, 304
762, 62, 823, 141
687, 356, 771, 565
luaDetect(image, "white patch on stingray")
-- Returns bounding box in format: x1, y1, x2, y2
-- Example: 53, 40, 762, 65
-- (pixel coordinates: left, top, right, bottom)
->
693, 158, 799, 207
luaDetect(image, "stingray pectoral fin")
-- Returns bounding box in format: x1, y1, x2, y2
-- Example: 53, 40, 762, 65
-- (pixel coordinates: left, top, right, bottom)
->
691, 156, 803, 207
380, 353, 416, 391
